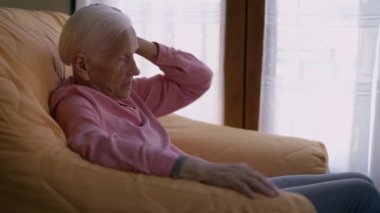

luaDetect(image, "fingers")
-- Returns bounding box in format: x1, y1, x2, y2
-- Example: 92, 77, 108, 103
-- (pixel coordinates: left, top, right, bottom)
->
235, 182, 258, 199
135, 38, 158, 58
244, 174, 279, 197
236, 164, 279, 198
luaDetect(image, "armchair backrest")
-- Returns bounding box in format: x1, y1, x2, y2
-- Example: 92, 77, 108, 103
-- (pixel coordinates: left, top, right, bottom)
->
0, 8, 72, 210
0, 7, 71, 146
0, 7, 69, 111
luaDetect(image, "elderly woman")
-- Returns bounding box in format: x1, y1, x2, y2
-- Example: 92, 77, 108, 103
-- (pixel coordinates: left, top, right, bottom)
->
50, 4, 380, 213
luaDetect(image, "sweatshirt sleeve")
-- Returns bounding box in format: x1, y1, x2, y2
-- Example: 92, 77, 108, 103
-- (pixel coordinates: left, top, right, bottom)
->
53, 93, 179, 177
132, 43, 213, 117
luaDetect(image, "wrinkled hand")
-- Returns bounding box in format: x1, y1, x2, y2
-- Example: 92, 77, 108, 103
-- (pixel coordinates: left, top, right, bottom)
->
179, 156, 279, 199
135, 37, 159, 59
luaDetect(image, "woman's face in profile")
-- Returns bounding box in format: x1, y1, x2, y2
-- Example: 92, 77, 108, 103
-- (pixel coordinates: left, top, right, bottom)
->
85, 27, 140, 99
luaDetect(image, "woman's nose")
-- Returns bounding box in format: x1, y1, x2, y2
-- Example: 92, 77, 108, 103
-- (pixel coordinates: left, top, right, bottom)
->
131, 60, 140, 76
127, 58, 140, 76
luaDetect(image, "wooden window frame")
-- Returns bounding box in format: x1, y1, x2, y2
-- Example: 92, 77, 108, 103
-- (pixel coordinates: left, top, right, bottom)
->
224, 0, 265, 130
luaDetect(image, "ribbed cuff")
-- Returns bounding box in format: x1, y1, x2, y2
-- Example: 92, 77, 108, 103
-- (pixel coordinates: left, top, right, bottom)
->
171, 155, 188, 178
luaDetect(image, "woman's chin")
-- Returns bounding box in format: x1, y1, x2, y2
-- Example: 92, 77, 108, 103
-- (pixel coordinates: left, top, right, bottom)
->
117, 89, 131, 99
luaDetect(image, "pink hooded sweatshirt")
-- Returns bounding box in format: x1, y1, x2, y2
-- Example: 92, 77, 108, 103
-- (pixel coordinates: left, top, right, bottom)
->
49, 43, 213, 177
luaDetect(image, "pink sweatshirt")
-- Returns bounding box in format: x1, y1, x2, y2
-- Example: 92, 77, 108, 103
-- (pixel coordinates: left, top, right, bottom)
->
49, 43, 213, 177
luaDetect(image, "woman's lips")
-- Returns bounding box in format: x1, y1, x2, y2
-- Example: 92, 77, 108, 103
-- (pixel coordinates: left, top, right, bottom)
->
122, 78, 132, 87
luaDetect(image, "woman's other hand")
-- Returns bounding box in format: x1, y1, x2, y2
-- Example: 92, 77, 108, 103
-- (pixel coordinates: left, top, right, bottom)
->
136, 37, 159, 59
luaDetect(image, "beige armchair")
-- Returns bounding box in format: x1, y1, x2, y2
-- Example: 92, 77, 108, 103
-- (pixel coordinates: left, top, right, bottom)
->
0, 7, 328, 213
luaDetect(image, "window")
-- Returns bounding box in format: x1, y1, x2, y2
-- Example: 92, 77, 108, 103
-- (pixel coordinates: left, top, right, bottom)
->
77, 0, 225, 124
261, 0, 380, 182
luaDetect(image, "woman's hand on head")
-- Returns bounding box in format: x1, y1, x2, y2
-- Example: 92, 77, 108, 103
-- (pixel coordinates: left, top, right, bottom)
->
178, 156, 280, 199
136, 37, 159, 59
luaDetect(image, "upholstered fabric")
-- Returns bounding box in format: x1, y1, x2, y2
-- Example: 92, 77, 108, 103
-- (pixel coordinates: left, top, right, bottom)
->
0, 7, 325, 213
160, 114, 328, 177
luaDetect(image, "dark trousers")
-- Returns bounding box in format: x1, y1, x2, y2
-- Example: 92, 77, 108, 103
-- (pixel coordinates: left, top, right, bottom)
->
271, 172, 380, 213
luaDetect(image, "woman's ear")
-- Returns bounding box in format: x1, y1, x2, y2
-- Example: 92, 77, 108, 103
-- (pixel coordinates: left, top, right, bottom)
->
73, 52, 90, 81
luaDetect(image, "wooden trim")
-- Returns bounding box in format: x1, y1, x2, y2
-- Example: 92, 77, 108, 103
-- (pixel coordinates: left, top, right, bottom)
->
71, 0, 76, 14
244, 0, 265, 130
223, 0, 247, 128
223, 0, 266, 130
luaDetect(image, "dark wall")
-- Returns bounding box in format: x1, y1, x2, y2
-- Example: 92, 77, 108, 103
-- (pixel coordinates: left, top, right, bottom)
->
0, 0, 73, 14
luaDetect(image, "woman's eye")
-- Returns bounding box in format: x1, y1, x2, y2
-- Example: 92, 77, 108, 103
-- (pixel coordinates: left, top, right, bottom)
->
118, 55, 128, 64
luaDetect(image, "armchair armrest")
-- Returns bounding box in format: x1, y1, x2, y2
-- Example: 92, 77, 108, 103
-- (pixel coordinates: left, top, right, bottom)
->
159, 114, 329, 177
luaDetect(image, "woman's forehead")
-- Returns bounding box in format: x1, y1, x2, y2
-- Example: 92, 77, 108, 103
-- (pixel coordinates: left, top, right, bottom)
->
103, 28, 138, 55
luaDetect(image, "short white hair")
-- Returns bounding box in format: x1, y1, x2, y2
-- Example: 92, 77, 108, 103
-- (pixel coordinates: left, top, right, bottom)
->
59, 4, 132, 65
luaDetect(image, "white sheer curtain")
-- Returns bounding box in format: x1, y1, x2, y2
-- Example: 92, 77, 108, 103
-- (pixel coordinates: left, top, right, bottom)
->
261, 0, 380, 190
76, 0, 224, 124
